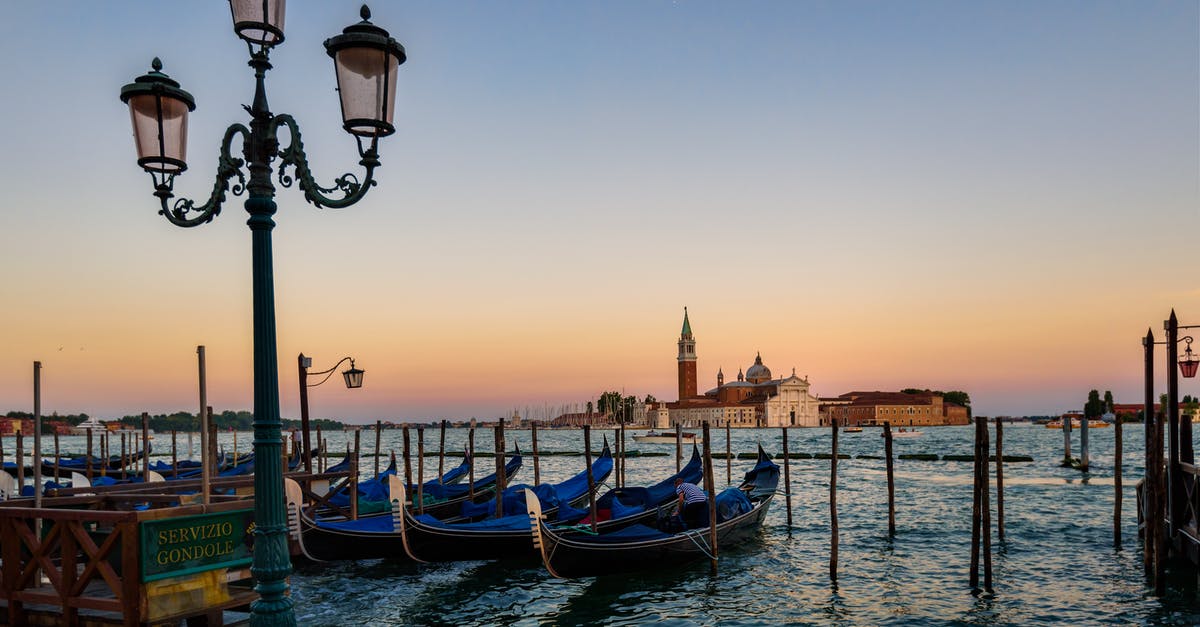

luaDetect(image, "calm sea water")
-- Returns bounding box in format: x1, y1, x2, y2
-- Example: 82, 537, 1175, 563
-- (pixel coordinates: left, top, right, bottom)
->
14, 424, 1200, 625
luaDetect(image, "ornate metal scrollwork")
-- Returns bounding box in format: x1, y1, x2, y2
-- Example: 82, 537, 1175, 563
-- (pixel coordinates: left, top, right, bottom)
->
270, 114, 378, 209
156, 124, 249, 227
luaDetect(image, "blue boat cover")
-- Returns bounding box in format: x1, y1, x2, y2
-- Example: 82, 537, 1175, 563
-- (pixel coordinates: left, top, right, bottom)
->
716, 487, 753, 522
459, 450, 611, 519
573, 523, 672, 544
742, 454, 781, 499
413, 512, 534, 532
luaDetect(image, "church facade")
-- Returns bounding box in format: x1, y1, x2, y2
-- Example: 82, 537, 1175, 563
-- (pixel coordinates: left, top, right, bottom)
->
650, 309, 821, 428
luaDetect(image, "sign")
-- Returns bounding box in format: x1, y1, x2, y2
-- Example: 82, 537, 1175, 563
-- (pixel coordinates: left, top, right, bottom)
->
140, 509, 255, 582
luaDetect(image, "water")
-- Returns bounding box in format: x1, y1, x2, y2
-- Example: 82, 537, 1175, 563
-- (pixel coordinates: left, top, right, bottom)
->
11, 424, 1200, 625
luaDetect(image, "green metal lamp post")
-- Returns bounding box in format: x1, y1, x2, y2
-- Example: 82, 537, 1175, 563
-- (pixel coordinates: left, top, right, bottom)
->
119, 4, 405, 625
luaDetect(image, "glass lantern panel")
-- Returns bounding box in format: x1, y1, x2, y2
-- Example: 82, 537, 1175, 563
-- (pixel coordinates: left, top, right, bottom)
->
230, 0, 286, 45
1181, 359, 1199, 379
127, 94, 189, 173
334, 47, 399, 136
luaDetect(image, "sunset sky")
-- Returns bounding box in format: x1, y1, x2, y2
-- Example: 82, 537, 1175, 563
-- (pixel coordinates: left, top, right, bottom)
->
1, 2, 1197, 423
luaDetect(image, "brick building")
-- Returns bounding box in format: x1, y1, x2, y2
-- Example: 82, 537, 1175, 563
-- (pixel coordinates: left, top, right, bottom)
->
823, 391, 969, 427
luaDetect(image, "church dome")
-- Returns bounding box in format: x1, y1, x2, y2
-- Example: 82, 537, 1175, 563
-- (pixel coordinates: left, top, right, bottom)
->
745, 352, 772, 383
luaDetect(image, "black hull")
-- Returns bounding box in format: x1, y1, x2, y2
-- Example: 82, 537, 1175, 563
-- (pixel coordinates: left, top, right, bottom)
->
536, 495, 773, 578
297, 515, 412, 563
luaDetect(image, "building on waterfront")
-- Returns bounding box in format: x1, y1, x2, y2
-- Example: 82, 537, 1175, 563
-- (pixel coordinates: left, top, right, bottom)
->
0, 417, 33, 436
651, 309, 821, 428
823, 391, 969, 427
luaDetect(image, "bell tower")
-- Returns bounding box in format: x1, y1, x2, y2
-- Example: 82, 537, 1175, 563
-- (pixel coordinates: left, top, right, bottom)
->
677, 307, 697, 400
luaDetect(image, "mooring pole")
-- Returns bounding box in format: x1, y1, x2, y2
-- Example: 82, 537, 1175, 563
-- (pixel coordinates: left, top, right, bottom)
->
884, 421, 895, 537
583, 425, 598, 532
495, 419, 506, 518
417, 426, 425, 515
675, 422, 683, 473
620, 422, 627, 489
613, 428, 621, 489
196, 346, 210, 505
468, 427, 476, 500
1143, 329, 1154, 575
725, 421, 732, 487
703, 421, 719, 572
970, 417, 983, 590
142, 413, 150, 481
350, 429, 360, 520
995, 417, 1005, 542
53, 431, 61, 484
981, 419, 993, 592
171, 430, 178, 479
781, 426, 793, 528
1167, 310, 1182, 533
32, 361, 42, 509
374, 420, 382, 478
120, 432, 127, 481
402, 426, 413, 495
438, 419, 447, 484
15, 432, 24, 499
1062, 412, 1071, 463
531, 421, 541, 487
1080, 406, 1090, 472
315, 424, 324, 473
829, 417, 839, 582
1114, 410, 1123, 550
100, 432, 107, 479
85, 429, 93, 480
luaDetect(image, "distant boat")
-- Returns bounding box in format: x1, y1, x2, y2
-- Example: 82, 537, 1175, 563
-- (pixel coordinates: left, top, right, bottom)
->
1045, 418, 1110, 429
889, 428, 922, 438
632, 431, 696, 444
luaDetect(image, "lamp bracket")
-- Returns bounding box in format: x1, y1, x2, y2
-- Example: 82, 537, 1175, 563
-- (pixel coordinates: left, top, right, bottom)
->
271, 114, 379, 209
155, 123, 249, 227
306, 356, 356, 387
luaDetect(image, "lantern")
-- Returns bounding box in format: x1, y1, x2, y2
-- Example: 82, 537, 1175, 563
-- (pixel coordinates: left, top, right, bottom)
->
342, 361, 365, 388
324, 5, 406, 138
229, 0, 286, 48
119, 58, 196, 174
1180, 341, 1199, 379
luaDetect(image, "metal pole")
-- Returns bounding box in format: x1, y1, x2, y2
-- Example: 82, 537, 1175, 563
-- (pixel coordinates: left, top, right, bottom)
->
33, 361, 42, 509
298, 353, 312, 474
198, 346, 211, 506
1166, 310, 1181, 532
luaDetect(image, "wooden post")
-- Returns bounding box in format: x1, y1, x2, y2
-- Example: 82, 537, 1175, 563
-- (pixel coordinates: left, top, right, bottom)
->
970, 417, 983, 590
468, 427, 476, 500
350, 429, 361, 520
402, 426, 413, 495
583, 425, 598, 532
620, 422, 627, 489
142, 413, 150, 481
100, 431, 107, 478
531, 421, 541, 487
120, 432, 127, 480
0, 430, 5, 476
315, 425, 324, 473
829, 417, 839, 582
781, 426, 793, 528
675, 422, 683, 473
233, 429, 239, 468
981, 419, 993, 592
15, 432, 24, 496
438, 420, 447, 484
1114, 412, 1122, 550
1062, 412, 1071, 463
884, 421, 895, 537
1143, 329, 1155, 577
495, 419, 506, 518
171, 430, 178, 479
996, 417, 1005, 542
85, 429, 93, 480
703, 421, 719, 572
1154, 401, 1168, 595
725, 421, 732, 487
53, 431, 60, 484
417, 426, 425, 515
375, 420, 382, 478
614, 428, 621, 489
1080, 408, 1090, 472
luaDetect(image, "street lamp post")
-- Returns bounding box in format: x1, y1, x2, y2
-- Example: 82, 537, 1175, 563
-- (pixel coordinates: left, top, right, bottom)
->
119, 5, 404, 625
298, 354, 364, 473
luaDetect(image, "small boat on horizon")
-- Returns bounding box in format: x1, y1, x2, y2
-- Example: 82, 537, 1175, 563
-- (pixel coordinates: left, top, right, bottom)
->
843, 426, 863, 433
632, 430, 697, 444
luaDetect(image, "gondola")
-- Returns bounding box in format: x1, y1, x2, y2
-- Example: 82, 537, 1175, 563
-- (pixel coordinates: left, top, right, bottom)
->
389, 443, 613, 562
6, 446, 153, 476
292, 445, 559, 562
526, 445, 779, 578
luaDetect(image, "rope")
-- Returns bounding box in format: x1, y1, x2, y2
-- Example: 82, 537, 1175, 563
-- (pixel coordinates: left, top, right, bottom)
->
682, 528, 718, 561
